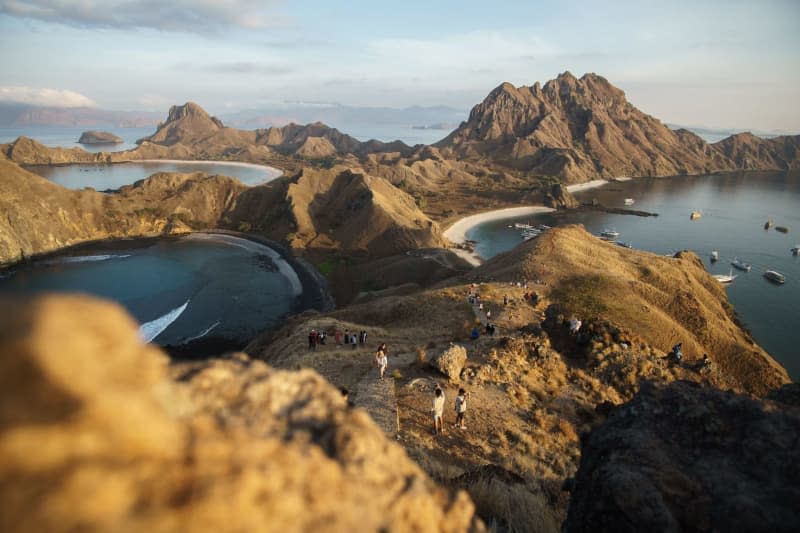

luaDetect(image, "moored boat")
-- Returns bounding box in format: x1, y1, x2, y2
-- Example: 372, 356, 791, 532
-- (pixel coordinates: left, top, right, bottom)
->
624, 198, 635, 206
713, 270, 737, 285
514, 222, 535, 230
776, 226, 789, 234
710, 250, 719, 262
765, 219, 774, 230
763, 270, 786, 284
792, 245, 800, 256
616, 241, 632, 249
690, 211, 702, 220
600, 228, 619, 239
731, 258, 751, 272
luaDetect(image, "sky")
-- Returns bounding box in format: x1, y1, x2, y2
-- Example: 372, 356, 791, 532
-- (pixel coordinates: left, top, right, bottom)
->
0, 0, 798, 132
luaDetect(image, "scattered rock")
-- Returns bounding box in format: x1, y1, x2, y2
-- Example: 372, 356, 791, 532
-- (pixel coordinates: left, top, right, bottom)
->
431, 343, 468, 381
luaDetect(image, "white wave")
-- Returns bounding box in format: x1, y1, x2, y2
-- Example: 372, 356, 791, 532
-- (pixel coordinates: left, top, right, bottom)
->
139, 299, 190, 343
185, 233, 303, 296
183, 320, 221, 343
47, 254, 132, 265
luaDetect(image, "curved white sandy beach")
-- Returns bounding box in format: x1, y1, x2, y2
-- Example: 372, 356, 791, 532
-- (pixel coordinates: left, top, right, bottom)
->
444, 179, 610, 266
137, 159, 284, 185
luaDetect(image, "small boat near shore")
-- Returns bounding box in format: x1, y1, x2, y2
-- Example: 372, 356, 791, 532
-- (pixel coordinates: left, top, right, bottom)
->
792, 245, 800, 256
710, 250, 719, 262
514, 222, 536, 230
731, 258, 751, 272
776, 226, 790, 234
600, 228, 620, 239
763, 270, 786, 284
690, 211, 702, 220
713, 270, 737, 285
624, 198, 635, 206
765, 219, 774, 230
616, 241, 632, 249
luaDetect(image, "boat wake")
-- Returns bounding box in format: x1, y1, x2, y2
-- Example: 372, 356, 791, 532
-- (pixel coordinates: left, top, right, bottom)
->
139, 299, 190, 343
183, 321, 221, 343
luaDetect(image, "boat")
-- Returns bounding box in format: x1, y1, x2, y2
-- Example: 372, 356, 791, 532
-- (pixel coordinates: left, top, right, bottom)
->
731, 258, 751, 272
600, 229, 620, 239
763, 270, 786, 284
776, 226, 790, 234
713, 270, 737, 285
514, 222, 536, 230
616, 241, 632, 249
624, 198, 635, 206
690, 211, 702, 220
522, 233, 539, 241
710, 250, 719, 262
765, 219, 774, 230
537, 224, 552, 231
792, 245, 800, 256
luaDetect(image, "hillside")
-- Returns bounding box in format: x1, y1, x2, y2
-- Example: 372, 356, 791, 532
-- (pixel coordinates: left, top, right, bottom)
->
0, 158, 445, 265
436, 72, 799, 183
244, 225, 790, 529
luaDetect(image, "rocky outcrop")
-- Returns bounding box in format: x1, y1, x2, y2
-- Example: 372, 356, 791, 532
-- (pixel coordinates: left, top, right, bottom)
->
543, 183, 579, 209
78, 130, 123, 144
2, 136, 111, 165
431, 343, 468, 381
436, 72, 798, 183
564, 380, 800, 533
712, 132, 800, 170
0, 294, 481, 532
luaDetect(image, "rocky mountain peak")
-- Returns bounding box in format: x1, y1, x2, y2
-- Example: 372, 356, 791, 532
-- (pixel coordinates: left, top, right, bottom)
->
165, 102, 223, 128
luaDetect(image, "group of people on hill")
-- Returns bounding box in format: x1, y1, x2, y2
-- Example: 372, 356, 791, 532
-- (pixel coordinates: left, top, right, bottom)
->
307, 328, 369, 350
432, 385, 469, 435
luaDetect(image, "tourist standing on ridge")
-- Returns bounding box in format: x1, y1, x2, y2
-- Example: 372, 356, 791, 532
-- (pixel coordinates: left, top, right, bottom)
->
432, 386, 445, 435
454, 389, 468, 430
376, 348, 388, 380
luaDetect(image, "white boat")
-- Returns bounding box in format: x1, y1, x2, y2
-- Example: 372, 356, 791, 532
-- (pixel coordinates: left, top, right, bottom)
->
600, 229, 619, 239
792, 245, 800, 256
522, 233, 539, 241
710, 250, 719, 262
690, 211, 702, 220
731, 258, 751, 272
537, 224, 552, 231
514, 222, 535, 230
624, 198, 635, 206
713, 270, 737, 285
616, 241, 632, 249
763, 270, 786, 284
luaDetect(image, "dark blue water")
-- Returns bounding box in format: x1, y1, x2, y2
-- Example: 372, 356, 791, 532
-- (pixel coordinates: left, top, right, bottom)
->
27, 161, 282, 190
0, 126, 153, 152
468, 171, 800, 380
0, 234, 301, 348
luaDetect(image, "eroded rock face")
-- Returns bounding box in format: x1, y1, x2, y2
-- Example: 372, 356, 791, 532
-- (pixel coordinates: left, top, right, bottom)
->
564, 380, 800, 533
432, 343, 468, 382
0, 295, 480, 532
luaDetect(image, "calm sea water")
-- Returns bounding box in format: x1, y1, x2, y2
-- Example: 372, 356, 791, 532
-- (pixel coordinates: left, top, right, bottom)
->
0, 234, 299, 349
27, 161, 282, 190
468, 171, 800, 380
0, 126, 153, 152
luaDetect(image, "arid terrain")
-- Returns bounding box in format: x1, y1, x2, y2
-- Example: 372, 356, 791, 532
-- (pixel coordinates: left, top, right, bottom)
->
2, 72, 799, 532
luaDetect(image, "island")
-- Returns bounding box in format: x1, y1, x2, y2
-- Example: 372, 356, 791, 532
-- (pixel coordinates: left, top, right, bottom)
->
78, 130, 123, 145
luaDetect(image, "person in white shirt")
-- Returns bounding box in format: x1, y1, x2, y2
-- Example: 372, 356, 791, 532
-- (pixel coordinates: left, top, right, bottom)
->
376, 349, 388, 380
454, 388, 468, 429
432, 386, 445, 435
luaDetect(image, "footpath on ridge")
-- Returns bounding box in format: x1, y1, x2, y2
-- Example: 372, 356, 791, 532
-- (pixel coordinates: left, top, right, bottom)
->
354, 369, 400, 436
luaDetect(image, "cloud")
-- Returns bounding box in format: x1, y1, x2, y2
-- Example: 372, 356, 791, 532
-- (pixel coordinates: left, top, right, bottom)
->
0, 86, 96, 107
199, 61, 293, 76
0, 0, 283, 33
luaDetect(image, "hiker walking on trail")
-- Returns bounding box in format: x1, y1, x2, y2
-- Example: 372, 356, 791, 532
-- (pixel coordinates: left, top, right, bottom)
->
454, 389, 468, 429
503, 294, 508, 306
376, 347, 388, 380
432, 386, 445, 435
308, 330, 317, 350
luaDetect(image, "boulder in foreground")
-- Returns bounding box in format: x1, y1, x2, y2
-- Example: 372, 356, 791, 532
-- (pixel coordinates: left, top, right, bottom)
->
0, 295, 480, 532
564, 380, 800, 533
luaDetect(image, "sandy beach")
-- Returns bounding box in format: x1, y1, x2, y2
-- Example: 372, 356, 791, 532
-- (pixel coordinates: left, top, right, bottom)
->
444, 179, 611, 266
137, 159, 284, 185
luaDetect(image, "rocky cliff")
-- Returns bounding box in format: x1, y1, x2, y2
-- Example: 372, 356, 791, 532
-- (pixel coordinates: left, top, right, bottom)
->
0, 295, 481, 532
0, 157, 445, 265
436, 72, 799, 183
564, 380, 800, 533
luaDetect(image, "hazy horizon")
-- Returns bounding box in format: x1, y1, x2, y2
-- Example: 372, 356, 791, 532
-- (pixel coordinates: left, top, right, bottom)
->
1, 0, 799, 132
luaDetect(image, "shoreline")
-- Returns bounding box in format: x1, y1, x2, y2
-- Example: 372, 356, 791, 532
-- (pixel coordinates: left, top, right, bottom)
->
443, 179, 611, 266
135, 159, 284, 185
